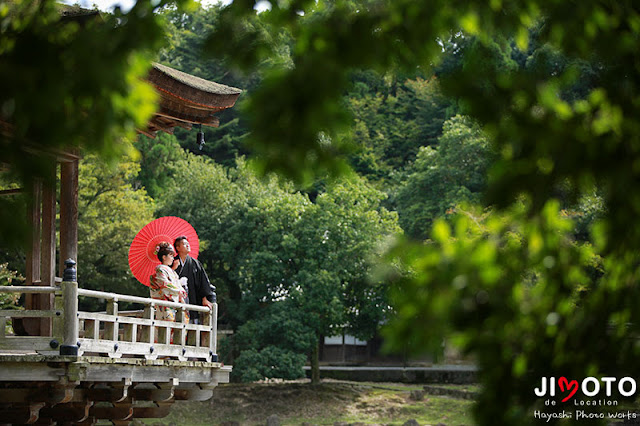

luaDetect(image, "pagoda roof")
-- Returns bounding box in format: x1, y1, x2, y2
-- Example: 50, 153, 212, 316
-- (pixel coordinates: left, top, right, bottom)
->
151, 62, 242, 97
143, 63, 242, 138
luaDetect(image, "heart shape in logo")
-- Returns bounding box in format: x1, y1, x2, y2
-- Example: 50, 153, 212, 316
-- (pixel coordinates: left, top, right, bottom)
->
558, 377, 578, 402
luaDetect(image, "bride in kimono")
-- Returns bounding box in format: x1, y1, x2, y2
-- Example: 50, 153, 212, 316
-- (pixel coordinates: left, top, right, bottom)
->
149, 242, 189, 324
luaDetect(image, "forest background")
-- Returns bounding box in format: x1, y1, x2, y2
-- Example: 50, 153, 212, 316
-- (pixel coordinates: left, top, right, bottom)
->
0, 0, 603, 379
2, 3, 507, 382
2, 1, 638, 425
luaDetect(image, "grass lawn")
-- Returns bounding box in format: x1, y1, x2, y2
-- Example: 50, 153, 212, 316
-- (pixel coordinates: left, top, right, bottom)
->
134, 380, 475, 425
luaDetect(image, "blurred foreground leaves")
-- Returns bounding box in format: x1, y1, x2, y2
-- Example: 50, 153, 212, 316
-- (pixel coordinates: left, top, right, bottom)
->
382, 202, 637, 423
206, 0, 640, 423
0, 0, 190, 247
207, 0, 640, 250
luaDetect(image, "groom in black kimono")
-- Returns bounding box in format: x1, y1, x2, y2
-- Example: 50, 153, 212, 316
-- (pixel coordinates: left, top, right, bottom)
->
173, 235, 216, 323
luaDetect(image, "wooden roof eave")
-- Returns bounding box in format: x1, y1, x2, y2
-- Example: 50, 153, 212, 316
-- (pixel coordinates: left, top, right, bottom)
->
140, 63, 240, 138
155, 106, 221, 127
148, 63, 242, 109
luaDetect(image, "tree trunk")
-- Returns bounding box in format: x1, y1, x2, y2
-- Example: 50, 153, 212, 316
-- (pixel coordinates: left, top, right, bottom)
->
311, 336, 320, 385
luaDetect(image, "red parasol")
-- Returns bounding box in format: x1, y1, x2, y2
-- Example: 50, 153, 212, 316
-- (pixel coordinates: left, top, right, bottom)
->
128, 216, 200, 286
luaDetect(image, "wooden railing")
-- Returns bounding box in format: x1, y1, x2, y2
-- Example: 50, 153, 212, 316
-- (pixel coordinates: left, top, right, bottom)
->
0, 282, 218, 362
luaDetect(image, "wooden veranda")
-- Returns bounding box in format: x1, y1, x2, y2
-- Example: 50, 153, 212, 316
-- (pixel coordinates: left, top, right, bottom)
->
0, 59, 241, 425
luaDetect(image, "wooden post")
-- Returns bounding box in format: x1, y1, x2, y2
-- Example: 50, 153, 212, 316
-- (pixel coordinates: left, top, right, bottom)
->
59, 159, 78, 278
40, 172, 57, 336
60, 260, 78, 356
17, 179, 43, 337
25, 179, 42, 307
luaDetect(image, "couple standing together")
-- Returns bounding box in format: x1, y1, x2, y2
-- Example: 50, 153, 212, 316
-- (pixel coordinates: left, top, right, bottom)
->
150, 236, 215, 324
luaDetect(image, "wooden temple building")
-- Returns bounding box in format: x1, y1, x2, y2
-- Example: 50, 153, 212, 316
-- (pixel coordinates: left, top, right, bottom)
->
0, 36, 242, 425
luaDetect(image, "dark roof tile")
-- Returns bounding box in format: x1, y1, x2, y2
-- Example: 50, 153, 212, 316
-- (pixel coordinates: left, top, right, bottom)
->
152, 63, 242, 96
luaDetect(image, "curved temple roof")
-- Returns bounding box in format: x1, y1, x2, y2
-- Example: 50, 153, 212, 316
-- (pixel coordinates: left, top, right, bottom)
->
142, 63, 242, 138
54, 6, 242, 138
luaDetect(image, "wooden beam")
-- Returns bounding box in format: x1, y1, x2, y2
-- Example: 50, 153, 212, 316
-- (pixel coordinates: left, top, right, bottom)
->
0, 360, 67, 381
0, 336, 58, 352
85, 388, 130, 404
136, 128, 157, 139
173, 387, 213, 401
59, 159, 78, 277
90, 404, 133, 421
147, 116, 192, 132
202, 117, 221, 128
154, 117, 176, 134
128, 388, 174, 402
156, 108, 220, 127
39, 401, 93, 423
0, 188, 22, 196
132, 403, 172, 418
0, 385, 75, 405
73, 418, 97, 426
0, 356, 230, 384
0, 384, 213, 406
21, 143, 82, 163
0, 402, 46, 424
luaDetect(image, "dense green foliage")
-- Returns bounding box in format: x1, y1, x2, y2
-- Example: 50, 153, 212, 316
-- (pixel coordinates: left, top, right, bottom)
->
157, 155, 400, 381
133, 133, 184, 199
396, 115, 494, 240
346, 75, 458, 181
384, 203, 607, 424
0, 263, 22, 310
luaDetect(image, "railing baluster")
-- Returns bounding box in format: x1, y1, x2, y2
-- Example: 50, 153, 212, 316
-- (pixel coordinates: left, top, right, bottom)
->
186, 308, 197, 347
174, 308, 186, 348
200, 309, 210, 350
211, 303, 218, 357
104, 299, 118, 342
194, 324, 200, 348
164, 325, 171, 345
141, 305, 155, 345
85, 319, 99, 341
122, 322, 136, 343
157, 320, 167, 345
